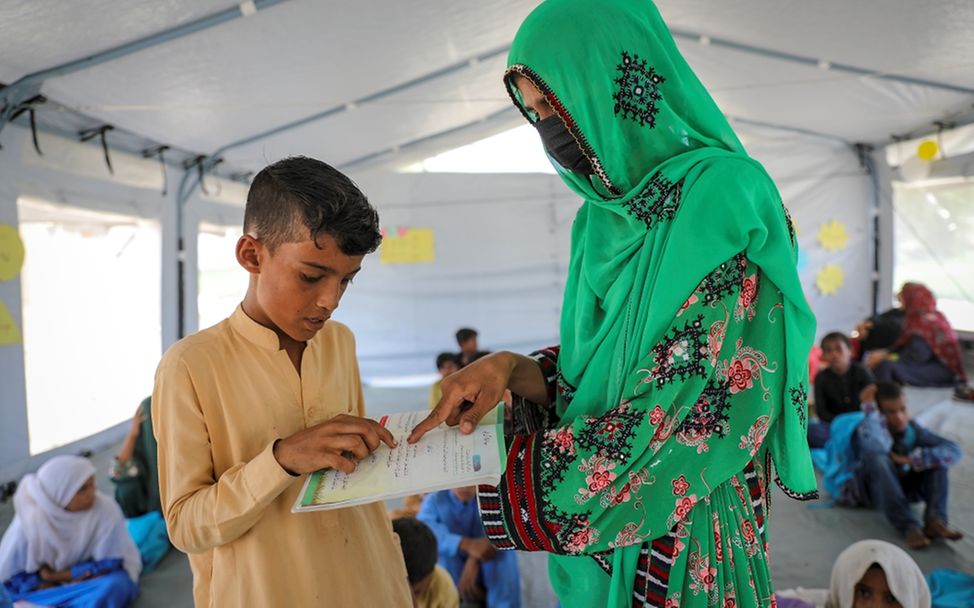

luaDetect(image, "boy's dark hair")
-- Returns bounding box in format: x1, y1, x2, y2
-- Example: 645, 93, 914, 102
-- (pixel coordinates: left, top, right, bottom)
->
243, 156, 381, 255
820, 331, 850, 349
436, 352, 459, 369
875, 381, 903, 408
455, 328, 478, 345
392, 517, 438, 585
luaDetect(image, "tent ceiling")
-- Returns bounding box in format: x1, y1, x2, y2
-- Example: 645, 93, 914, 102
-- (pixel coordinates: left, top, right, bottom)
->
2, 0, 972, 175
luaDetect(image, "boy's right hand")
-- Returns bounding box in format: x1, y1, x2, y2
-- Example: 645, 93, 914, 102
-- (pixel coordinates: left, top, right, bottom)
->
273, 414, 396, 476
460, 537, 497, 561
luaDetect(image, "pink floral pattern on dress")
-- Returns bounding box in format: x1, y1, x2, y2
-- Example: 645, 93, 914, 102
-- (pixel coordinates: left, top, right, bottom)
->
678, 293, 699, 316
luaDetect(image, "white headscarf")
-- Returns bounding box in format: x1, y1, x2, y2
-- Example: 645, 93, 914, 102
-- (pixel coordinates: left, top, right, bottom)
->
0, 455, 141, 583
827, 540, 930, 608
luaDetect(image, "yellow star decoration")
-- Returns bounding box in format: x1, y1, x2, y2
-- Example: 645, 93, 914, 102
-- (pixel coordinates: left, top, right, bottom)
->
816, 264, 845, 296
817, 219, 849, 252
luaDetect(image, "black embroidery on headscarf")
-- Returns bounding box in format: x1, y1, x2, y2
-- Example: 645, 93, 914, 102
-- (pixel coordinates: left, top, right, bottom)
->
790, 386, 808, 427
625, 175, 683, 230
613, 51, 665, 128
781, 200, 797, 246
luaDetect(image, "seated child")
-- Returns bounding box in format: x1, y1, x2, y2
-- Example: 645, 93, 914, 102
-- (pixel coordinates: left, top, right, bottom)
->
110, 398, 160, 518
0, 455, 141, 607
852, 382, 963, 549
418, 487, 520, 608
430, 353, 461, 409
809, 332, 875, 448
776, 539, 930, 607
392, 517, 459, 608
865, 284, 971, 400
110, 398, 171, 573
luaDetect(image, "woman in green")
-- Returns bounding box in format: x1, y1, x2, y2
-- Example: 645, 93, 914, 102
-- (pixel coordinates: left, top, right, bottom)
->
410, 0, 817, 605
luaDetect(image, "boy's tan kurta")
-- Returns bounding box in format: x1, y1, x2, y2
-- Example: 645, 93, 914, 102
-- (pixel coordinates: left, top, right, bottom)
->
152, 306, 411, 607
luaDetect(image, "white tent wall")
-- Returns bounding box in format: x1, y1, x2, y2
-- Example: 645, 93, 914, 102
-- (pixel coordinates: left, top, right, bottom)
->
0, 124, 248, 481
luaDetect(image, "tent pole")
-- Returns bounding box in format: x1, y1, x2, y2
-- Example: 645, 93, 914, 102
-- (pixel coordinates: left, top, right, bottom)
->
854, 143, 882, 316
669, 28, 974, 96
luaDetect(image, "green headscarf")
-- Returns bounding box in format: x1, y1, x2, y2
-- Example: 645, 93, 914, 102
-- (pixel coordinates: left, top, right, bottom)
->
505, 0, 816, 600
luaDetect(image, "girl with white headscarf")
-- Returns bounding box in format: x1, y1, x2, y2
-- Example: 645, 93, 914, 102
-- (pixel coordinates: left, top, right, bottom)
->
0, 455, 140, 607
777, 539, 931, 608
828, 540, 930, 608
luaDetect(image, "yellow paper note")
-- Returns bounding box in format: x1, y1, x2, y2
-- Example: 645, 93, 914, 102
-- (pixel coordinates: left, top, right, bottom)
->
380, 228, 435, 265
0, 224, 26, 281
816, 264, 845, 296
817, 219, 849, 252
0, 299, 22, 345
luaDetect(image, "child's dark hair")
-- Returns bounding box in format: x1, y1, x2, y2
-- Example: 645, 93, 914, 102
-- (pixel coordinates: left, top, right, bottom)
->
436, 352, 459, 369
392, 517, 438, 585
243, 156, 381, 255
455, 328, 478, 345
820, 331, 850, 349
875, 381, 903, 408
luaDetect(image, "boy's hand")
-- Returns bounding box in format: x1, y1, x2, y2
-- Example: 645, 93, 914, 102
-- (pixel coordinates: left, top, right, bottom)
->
460, 537, 497, 561
409, 353, 515, 443
859, 384, 877, 405
458, 558, 485, 601
129, 405, 147, 438
889, 452, 911, 467
273, 414, 396, 476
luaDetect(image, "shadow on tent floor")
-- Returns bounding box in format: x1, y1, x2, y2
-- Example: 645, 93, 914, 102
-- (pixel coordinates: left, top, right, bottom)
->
1, 386, 971, 606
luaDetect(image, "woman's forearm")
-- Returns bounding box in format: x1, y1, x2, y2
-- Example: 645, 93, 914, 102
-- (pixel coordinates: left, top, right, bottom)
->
500, 351, 550, 406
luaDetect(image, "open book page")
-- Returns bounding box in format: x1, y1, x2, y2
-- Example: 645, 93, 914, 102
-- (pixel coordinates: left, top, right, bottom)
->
294, 405, 506, 512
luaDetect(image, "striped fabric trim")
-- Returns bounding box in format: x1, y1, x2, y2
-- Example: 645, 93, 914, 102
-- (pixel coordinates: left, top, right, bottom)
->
477, 485, 516, 550
478, 434, 562, 553
633, 532, 678, 607
743, 465, 767, 536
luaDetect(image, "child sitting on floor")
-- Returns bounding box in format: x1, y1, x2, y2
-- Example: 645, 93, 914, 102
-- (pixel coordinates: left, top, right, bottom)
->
852, 382, 963, 549
0, 455, 141, 608
776, 539, 931, 607
809, 332, 875, 448
392, 517, 459, 608
418, 487, 520, 608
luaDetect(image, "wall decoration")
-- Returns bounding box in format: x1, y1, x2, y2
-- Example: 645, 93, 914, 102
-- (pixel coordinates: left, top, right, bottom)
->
0, 224, 26, 281
0, 299, 21, 345
817, 219, 849, 252
380, 227, 435, 265
816, 263, 845, 296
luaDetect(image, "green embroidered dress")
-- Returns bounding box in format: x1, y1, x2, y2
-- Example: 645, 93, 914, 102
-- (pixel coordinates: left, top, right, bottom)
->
475, 1, 818, 606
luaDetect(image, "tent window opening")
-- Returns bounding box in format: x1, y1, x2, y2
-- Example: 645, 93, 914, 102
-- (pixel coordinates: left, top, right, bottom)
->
401, 125, 557, 174
17, 196, 161, 455
198, 223, 247, 332
892, 180, 974, 335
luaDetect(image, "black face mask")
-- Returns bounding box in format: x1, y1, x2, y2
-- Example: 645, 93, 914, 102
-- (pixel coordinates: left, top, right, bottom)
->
534, 115, 594, 175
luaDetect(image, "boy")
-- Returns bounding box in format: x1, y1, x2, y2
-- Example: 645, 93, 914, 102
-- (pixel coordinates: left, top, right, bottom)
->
152, 157, 411, 605
455, 328, 489, 367
853, 381, 963, 549
392, 517, 460, 608
430, 352, 460, 409
418, 487, 520, 608
809, 332, 876, 447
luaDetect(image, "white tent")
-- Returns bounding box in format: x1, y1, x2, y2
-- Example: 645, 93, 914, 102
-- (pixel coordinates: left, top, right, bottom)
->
1, 0, 973, 478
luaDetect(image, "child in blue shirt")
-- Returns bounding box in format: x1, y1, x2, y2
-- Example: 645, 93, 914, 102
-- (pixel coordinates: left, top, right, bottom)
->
852, 382, 963, 549
418, 487, 520, 607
